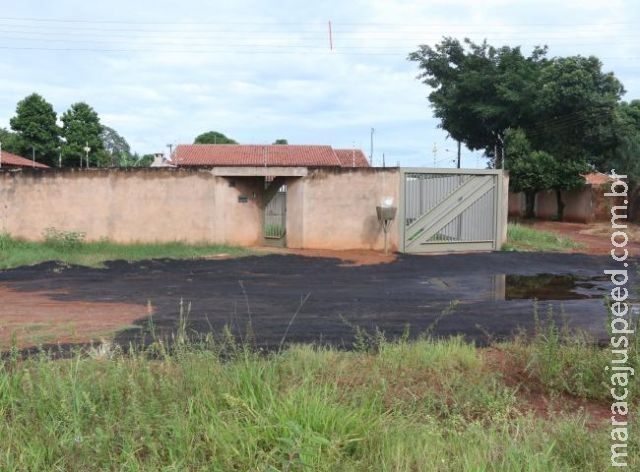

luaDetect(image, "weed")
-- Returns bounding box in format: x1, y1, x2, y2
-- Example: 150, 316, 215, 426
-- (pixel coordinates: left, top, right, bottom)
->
43, 227, 86, 251
503, 223, 583, 252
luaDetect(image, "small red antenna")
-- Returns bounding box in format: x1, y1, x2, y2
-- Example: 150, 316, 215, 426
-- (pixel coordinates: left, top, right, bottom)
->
328, 20, 333, 50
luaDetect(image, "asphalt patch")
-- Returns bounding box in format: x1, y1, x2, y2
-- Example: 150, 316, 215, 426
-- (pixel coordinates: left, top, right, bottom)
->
1, 252, 637, 351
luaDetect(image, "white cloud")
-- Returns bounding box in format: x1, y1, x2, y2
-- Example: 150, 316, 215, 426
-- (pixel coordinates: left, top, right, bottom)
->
0, 0, 638, 167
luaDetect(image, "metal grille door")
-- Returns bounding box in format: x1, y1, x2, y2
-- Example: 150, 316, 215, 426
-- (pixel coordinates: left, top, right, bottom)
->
264, 190, 286, 240
400, 169, 503, 253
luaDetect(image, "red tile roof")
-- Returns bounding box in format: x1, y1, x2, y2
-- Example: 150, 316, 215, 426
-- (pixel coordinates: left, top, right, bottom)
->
0, 150, 49, 168
334, 149, 370, 167
584, 172, 614, 186
172, 144, 370, 168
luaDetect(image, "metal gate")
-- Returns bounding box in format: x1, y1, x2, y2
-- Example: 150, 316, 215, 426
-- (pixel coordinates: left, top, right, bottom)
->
264, 188, 286, 243
399, 169, 503, 253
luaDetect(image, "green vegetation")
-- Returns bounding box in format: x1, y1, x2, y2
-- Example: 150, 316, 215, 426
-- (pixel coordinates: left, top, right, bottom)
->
1, 326, 637, 471
408, 39, 639, 220
0, 232, 249, 269
502, 223, 583, 252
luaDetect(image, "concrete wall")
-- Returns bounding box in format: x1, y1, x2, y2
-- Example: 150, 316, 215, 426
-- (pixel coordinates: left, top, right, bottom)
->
0, 168, 263, 245
508, 186, 624, 223
286, 168, 400, 251
1, 167, 506, 252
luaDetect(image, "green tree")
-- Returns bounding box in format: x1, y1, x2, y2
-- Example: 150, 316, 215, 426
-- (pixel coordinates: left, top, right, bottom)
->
527, 56, 621, 219
409, 39, 626, 220
137, 154, 155, 167
61, 102, 105, 167
0, 128, 21, 155
408, 38, 547, 167
593, 101, 640, 220
505, 128, 557, 218
273, 139, 288, 145
194, 131, 237, 144
9, 93, 60, 166
100, 125, 132, 167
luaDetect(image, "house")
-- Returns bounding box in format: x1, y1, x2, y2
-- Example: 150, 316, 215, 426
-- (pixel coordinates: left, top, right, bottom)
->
508, 172, 624, 222
171, 144, 371, 168
0, 150, 49, 169
150, 152, 176, 168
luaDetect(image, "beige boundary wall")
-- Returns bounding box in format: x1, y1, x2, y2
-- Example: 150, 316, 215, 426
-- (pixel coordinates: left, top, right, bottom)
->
508, 185, 624, 223
287, 168, 400, 251
0, 167, 400, 250
0, 169, 264, 246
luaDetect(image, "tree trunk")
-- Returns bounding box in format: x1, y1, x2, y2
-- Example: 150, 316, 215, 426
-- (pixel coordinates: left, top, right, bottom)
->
555, 189, 565, 221
524, 191, 536, 219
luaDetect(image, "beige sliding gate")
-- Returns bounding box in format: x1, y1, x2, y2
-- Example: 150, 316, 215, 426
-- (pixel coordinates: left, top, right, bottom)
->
399, 169, 504, 253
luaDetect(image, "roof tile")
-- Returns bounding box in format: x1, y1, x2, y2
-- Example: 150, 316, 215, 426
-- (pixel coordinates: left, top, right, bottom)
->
0, 150, 49, 168
173, 144, 370, 168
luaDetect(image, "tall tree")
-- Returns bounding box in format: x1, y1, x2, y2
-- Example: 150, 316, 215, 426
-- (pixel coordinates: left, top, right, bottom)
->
61, 102, 105, 167
408, 38, 547, 167
100, 125, 132, 167
9, 93, 60, 166
273, 138, 288, 145
409, 39, 627, 220
593, 101, 640, 220
194, 131, 237, 144
0, 128, 21, 155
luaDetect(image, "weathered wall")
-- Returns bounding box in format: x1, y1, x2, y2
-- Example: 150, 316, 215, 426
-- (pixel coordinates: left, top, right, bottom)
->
0, 169, 263, 245
287, 168, 400, 251
508, 186, 623, 223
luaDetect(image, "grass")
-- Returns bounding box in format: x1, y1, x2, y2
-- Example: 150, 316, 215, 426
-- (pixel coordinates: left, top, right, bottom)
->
502, 223, 584, 252
0, 232, 250, 269
1, 323, 638, 471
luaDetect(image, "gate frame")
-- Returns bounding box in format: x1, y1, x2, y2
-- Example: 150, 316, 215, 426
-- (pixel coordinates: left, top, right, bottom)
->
398, 168, 506, 253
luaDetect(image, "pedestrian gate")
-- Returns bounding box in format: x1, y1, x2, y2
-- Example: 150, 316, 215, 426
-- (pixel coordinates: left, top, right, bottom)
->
399, 169, 504, 253
264, 187, 287, 244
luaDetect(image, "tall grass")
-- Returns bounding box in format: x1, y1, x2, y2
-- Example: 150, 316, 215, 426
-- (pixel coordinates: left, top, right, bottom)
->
0, 232, 249, 269
1, 330, 636, 471
503, 223, 583, 252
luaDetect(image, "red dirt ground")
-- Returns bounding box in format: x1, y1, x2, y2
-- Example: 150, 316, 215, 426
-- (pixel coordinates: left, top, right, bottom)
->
531, 221, 640, 255
483, 347, 622, 428
0, 286, 149, 350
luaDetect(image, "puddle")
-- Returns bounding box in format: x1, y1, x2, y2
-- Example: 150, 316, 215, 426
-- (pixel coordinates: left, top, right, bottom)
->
421, 273, 637, 303
504, 274, 610, 301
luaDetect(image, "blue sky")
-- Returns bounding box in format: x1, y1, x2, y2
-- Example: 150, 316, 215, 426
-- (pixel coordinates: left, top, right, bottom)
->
0, 0, 638, 167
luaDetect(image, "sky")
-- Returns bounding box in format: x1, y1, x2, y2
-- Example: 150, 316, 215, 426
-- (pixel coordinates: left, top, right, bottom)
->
0, 0, 639, 168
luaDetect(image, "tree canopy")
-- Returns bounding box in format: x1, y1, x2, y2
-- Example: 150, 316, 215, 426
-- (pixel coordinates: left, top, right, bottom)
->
0, 128, 21, 155
194, 131, 237, 144
61, 102, 105, 167
9, 93, 60, 166
101, 125, 132, 167
409, 38, 632, 219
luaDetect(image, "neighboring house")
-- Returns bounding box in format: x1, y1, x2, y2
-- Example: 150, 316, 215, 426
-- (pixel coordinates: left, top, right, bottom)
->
508, 172, 623, 222
150, 152, 176, 168
171, 144, 371, 168
0, 150, 49, 169
334, 149, 370, 168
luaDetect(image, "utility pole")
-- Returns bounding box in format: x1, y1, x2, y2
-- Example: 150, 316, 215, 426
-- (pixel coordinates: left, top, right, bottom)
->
32, 146, 35, 168
457, 140, 461, 169
83, 142, 91, 169
432, 143, 437, 167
